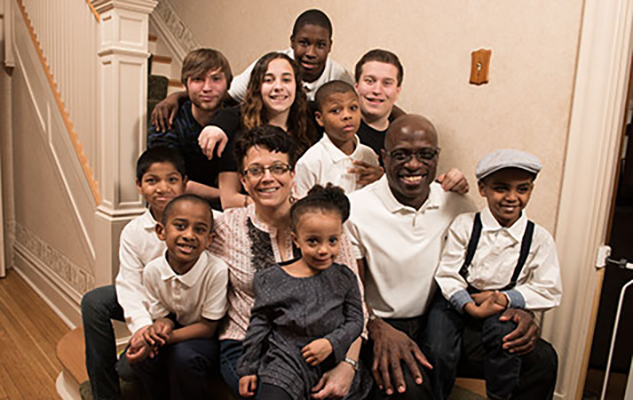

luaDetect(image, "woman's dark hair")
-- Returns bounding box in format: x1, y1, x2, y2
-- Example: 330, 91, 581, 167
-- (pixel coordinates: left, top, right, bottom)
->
234, 125, 299, 174
290, 184, 350, 230
241, 52, 315, 154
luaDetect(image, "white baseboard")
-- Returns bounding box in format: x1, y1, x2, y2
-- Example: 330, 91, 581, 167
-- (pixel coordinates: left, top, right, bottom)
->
13, 244, 81, 329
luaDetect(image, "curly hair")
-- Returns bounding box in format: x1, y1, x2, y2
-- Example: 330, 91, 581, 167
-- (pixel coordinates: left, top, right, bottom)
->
290, 183, 350, 231
241, 52, 315, 154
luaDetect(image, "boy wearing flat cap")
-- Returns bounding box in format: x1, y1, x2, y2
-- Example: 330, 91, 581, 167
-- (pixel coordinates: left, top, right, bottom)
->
427, 149, 562, 400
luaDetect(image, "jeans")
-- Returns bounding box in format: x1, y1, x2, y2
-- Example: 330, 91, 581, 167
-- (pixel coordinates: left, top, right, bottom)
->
132, 338, 219, 400
220, 339, 249, 399
427, 294, 558, 400
427, 295, 519, 400
361, 315, 434, 400
81, 285, 130, 400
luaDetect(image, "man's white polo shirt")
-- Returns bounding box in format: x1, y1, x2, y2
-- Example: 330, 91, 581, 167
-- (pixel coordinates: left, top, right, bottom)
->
346, 176, 473, 319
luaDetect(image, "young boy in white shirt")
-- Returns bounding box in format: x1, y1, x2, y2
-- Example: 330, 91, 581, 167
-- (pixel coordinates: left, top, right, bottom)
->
294, 80, 381, 197
81, 147, 187, 400
126, 194, 229, 400
427, 149, 562, 400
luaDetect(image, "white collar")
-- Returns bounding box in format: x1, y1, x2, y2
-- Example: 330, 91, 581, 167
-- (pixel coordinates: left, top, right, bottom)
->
375, 176, 441, 214
159, 250, 209, 287
320, 134, 361, 163
480, 206, 528, 242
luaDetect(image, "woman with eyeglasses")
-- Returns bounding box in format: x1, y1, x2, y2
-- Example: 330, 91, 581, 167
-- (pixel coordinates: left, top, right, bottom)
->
200, 52, 317, 210
209, 125, 367, 399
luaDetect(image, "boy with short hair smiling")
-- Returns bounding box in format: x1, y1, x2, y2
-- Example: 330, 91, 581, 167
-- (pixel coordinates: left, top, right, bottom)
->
428, 149, 562, 400
294, 80, 381, 197
81, 146, 186, 400
127, 194, 229, 400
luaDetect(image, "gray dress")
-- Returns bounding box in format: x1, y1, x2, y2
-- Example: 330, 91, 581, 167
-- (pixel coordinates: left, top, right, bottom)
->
237, 262, 370, 399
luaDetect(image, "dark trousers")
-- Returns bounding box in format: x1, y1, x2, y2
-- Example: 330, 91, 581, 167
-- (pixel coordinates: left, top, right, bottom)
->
361, 315, 434, 400
131, 337, 219, 400
427, 296, 519, 400
81, 285, 133, 400
220, 339, 249, 399
427, 295, 558, 400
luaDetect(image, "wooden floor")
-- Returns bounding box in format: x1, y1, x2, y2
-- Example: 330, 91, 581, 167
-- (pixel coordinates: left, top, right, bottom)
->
0, 269, 70, 399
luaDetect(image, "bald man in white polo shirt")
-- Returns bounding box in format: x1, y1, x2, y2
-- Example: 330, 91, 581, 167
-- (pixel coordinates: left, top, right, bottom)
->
346, 115, 558, 400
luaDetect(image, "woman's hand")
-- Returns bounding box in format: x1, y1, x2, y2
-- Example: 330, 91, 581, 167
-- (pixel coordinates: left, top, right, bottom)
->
310, 361, 355, 399
302, 338, 333, 366
239, 375, 258, 397
198, 126, 229, 160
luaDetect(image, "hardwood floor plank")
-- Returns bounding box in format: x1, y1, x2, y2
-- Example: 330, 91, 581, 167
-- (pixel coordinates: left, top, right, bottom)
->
0, 270, 71, 399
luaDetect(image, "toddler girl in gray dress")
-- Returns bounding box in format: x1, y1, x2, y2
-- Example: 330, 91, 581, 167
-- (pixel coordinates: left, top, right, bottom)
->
237, 184, 370, 400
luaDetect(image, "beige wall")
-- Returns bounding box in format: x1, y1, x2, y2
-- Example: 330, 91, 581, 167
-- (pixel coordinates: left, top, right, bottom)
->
172, 0, 583, 232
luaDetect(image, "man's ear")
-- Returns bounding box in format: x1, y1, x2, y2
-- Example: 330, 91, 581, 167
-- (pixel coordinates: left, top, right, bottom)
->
314, 111, 325, 127
156, 222, 166, 241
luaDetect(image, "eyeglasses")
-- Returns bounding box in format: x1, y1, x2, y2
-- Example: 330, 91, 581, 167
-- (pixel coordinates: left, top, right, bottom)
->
386, 148, 440, 164
242, 163, 293, 178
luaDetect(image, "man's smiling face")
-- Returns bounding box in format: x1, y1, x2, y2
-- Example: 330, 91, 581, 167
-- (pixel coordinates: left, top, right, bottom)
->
382, 115, 439, 210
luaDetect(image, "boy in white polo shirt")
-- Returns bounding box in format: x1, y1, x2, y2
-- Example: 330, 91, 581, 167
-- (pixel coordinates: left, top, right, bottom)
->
81, 146, 186, 400
428, 149, 562, 400
294, 80, 381, 197
126, 194, 229, 400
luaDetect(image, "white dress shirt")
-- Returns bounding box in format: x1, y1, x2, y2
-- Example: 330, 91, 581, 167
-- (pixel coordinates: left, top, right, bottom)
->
114, 209, 165, 334
435, 207, 562, 311
143, 250, 229, 326
228, 48, 353, 102
294, 134, 379, 197
345, 177, 474, 319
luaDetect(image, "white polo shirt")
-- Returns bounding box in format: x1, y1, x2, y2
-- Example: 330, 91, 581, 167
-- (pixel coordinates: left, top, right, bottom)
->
346, 177, 474, 319
143, 250, 229, 326
115, 209, 165, 334
228, 48, 354, 102
294, 134, 379, 197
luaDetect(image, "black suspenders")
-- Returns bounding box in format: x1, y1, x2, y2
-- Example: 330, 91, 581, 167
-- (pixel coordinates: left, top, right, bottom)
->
458, 213, 535, 291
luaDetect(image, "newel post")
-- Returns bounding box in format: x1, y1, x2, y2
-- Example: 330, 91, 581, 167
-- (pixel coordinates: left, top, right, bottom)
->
92, 0, 157, 285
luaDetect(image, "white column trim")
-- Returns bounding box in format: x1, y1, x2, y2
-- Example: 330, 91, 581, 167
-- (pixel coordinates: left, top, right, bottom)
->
542, 0, 633, 398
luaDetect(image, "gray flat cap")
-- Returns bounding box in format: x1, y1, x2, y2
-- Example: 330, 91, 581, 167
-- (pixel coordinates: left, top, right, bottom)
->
476, 149, 542, 181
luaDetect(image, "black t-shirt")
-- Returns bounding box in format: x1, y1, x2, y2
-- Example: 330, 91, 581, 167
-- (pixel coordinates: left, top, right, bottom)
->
147, 100, 232, 189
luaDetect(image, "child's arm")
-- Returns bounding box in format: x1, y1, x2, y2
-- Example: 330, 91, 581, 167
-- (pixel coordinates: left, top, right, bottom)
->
167, 319, 219, 344
435, 214, 477, 312
304, 266, 364, 366
219, 172, 250, 209
125, 336, 152, 364
504, 229, 563, 310
115, 232, 158, 336
236, 271, 275, 379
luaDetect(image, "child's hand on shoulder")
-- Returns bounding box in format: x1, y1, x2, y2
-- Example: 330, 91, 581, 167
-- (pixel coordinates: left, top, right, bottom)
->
302, 338, 333, 366
349, 160, 384, 186
239, 375, 257, 397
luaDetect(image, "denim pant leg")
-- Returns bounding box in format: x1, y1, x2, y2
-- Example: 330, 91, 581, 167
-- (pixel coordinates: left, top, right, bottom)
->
426, 296, 464, 400
81, 285, 125, 400
167, 338, 219, 400
220, 339, 247, 399
480, 315, 520, 400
